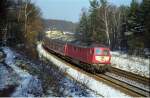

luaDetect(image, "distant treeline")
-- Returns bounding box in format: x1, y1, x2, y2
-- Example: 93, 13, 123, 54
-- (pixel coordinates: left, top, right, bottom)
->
76, 0, 150, 50
43, 19, 77, 33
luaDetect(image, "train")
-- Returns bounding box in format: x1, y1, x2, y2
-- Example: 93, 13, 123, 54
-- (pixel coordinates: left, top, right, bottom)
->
43, 36, 111, 73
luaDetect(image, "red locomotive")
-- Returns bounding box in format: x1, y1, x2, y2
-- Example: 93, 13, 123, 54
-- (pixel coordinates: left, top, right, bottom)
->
43, 37, 111, 73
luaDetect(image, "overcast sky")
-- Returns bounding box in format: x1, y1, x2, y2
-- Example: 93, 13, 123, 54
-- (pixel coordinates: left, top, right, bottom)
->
31, 0, 132, 23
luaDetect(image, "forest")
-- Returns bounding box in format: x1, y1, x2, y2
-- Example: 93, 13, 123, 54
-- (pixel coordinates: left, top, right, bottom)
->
43, 19, 77, 33
0, 0, 44, 58
76, 0, 150, 52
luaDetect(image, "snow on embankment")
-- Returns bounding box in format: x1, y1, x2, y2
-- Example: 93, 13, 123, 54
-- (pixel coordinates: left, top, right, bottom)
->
3, 47, 43, 97
37, 43, 130, 97
0, 63, 19, 93
111, 51, 150, 78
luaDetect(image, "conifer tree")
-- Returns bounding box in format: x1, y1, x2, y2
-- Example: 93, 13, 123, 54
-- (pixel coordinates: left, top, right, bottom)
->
88, 0, 100, 42
127, 0, 144, 48
141, 0, 150, 48
76, 9, 89, 42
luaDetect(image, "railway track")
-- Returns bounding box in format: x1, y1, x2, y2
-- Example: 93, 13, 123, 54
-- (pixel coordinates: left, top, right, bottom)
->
97, 73, 150, 97
111, 67, 150, 85
42, 45, 150, 97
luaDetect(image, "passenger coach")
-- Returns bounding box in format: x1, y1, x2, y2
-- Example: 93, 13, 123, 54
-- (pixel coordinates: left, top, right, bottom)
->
43, 37, 111, 73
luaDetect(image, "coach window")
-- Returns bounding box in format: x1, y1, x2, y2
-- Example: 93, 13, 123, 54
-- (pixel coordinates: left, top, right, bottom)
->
73, 47, 75, 51
77, 48, 78, 52
77, 48, 79, 52
79, 48, 81, 52
74, 47, 76, 52
76, 47, 78, 52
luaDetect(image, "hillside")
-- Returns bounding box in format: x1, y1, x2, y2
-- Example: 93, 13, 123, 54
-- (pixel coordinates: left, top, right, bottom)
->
43, 19, 77, 32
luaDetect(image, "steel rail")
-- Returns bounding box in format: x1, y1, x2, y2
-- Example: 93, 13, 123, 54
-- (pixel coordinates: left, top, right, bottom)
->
97, 74, 150, 97
111, 67, 150, 86
42, 44, 149, 97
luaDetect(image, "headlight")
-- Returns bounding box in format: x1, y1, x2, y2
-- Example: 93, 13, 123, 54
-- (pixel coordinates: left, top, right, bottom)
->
95, 56, 109, 62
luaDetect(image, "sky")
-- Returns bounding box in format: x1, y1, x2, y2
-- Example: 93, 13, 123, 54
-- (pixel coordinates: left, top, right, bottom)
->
31, 0, 132, 23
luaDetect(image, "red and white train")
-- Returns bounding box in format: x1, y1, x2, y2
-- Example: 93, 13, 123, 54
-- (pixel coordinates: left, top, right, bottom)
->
43, 37, 111, 73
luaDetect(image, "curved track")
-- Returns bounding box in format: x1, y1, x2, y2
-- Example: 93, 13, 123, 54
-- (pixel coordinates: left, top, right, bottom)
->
42, 44, 150, 97
111, 67, 150, 85
97, 73, 150, 97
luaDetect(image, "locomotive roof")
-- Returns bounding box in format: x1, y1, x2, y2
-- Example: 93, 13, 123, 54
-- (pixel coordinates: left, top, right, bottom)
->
69, 40, 108, 48
45, 37, 67, 44
45, 37, 108, 48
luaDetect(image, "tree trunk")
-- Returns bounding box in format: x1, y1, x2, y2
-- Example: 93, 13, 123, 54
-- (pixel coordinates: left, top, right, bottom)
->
104, 8, 110, 47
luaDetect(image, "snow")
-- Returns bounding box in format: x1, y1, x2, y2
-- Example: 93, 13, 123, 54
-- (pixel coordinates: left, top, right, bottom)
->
111, 51, 150, 78
37, 43, 131, 97
16, 56, 100, 97
2, 47, 100, 97
0, 63, 19, 91
46, 30, 76, 42
44, 72, 100, 97
3, 47, 43, 97
12, 76, 43, 97
3, 47, 31, 78
53, 76, 100, 97
63, 31, 74, 35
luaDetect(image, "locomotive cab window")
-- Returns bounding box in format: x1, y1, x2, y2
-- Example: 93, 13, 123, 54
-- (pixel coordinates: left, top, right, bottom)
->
95, 48, 101, 55
103, 50, 109, 55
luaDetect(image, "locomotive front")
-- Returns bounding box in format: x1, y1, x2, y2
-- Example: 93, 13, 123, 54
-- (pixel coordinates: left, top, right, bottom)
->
94, 47, 111, 64
90, 47, 111, 72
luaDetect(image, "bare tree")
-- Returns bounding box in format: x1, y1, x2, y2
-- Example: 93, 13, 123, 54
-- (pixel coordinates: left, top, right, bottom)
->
98, 0, 111, 46
110, 6, 122, 49
24, 0, 31, 38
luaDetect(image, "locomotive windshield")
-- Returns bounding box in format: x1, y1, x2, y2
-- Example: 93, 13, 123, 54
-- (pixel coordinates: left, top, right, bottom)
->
95, 48, 102, 55
95, 48, 109, 55
103, 50, 109, 55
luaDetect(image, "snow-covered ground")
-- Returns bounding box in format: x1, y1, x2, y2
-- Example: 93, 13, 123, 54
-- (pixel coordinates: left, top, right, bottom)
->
3, 47, 43, 97
48, 76, 100, 97
37, 43, 131, 97
1, 47, 102, 97
0, 63, 19, 92
111, 51, 150, 78
15, 56, 100, 97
